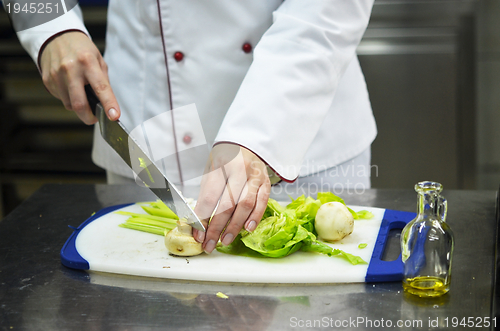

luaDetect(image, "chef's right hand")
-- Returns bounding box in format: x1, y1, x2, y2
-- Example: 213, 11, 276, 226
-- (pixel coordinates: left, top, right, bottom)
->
39, 31, 120, 124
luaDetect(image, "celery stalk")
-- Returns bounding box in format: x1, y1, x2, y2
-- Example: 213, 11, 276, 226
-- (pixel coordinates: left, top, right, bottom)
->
123, 218, 177, 229
140, 206, 178, 219
118, 223, 166, 236
115, 211, 178, 224
138, 200, 179, 219
117, 201, 180, 236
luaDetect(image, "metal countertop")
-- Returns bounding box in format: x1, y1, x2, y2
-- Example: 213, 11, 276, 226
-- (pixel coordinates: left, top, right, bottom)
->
0, 184, 498, 330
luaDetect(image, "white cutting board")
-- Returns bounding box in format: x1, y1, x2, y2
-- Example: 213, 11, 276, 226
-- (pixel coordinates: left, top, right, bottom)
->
61, 203, 412, 283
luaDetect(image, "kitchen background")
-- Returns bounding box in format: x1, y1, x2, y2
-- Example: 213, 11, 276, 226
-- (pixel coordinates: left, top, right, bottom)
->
0, 0, 498, 217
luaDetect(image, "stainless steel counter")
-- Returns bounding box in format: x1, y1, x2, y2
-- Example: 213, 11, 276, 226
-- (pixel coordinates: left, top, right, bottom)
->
0, 184, 498, 330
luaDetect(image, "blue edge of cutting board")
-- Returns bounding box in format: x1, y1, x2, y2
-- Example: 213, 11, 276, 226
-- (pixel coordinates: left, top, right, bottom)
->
60, 203, 133, 270
60, 204, 416, 283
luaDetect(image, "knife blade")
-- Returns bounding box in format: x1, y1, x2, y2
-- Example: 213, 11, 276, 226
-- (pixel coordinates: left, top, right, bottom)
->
84, 85, 205, 232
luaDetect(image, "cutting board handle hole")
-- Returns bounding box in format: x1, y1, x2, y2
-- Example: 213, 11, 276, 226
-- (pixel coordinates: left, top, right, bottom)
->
380, 228, 402, 262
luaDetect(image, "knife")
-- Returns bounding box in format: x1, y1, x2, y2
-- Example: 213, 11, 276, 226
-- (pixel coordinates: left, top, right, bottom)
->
84, 85, 205, 232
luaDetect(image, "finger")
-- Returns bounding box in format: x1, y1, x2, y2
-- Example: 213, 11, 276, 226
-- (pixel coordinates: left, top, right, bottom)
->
43, 67, 71, 109
57, 61, 97, 124
204, 165, 247, 250
220, 181, 256, 246
41, 50, 83, 115
244, 180, 270, 232
202, 184, 237, 254
192, 166, 226, 243
57, 53, 82, 111
98, 56, 109, 77
191, 227, 205, 245
52, 55, 94, 123
98, 57, 112, 91
68, 81, 98, 125
194, 167, 226, 220
42, 68, 62, 101
55, 83, 73, 111
218, 148, 248, 212
84, 58, 121, 121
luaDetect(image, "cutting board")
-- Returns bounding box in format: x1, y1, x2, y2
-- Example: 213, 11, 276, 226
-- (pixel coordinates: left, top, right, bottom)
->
61, 203, 415, 283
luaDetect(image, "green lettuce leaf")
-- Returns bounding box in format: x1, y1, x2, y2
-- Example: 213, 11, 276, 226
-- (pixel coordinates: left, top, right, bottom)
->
215, 234, 264, 258
263, 198, 286, 218
356, 210, 375, 219
286, 195, 322, 222
239, 214, 308, 258
301, 239, 367, 265
317, 192, 347, 205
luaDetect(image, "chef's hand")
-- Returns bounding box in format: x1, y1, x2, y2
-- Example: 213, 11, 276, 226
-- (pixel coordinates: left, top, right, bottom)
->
193, 144, 271, 254
40, 31, 120, 124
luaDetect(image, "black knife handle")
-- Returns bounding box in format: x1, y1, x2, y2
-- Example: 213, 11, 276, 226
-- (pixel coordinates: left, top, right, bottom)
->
84, 84, 100, 116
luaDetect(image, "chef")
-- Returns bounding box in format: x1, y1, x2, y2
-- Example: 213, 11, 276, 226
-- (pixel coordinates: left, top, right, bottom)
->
13, 0, 377, 254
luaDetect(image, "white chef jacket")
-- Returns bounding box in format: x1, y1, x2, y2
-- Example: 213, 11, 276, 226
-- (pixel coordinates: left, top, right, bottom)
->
16, 0, 377, 184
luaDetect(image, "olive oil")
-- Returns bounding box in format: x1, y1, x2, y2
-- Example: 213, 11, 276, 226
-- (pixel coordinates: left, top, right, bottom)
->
401, 182, 454, 298
403, 276, 450, 298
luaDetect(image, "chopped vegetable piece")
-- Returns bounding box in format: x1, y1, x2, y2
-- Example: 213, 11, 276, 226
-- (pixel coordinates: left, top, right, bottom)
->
118, 223, 167, 236
301, 240, 367, 265
141, 206, 177, 219
120, 217, 176, 229
356, 210, 375, 219
117, 201, 178, 236
358, 243, 368, 249
116, 211, 178, 224
164, 219, 203, 256
138, 200, 179, 219
216, 292, 229, 299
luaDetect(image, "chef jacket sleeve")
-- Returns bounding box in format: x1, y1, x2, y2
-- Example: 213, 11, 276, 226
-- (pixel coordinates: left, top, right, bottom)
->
214, 0, 375, 182
12, 5, 89, 70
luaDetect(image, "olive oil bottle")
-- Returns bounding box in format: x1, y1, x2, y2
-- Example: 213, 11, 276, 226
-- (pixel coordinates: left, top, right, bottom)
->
401, 181, 454, 298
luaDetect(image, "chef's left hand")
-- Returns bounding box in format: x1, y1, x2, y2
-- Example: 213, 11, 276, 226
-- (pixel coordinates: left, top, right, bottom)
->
193, 143, 271, 254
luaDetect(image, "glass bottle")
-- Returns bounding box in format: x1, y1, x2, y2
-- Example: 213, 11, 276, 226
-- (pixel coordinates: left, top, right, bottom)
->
401, 181, 454, 297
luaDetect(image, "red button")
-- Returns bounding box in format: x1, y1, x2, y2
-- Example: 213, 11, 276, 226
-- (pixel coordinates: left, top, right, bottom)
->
174, 51, 184, 62
182, 134, 192, 144
242, 43, 252, 53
